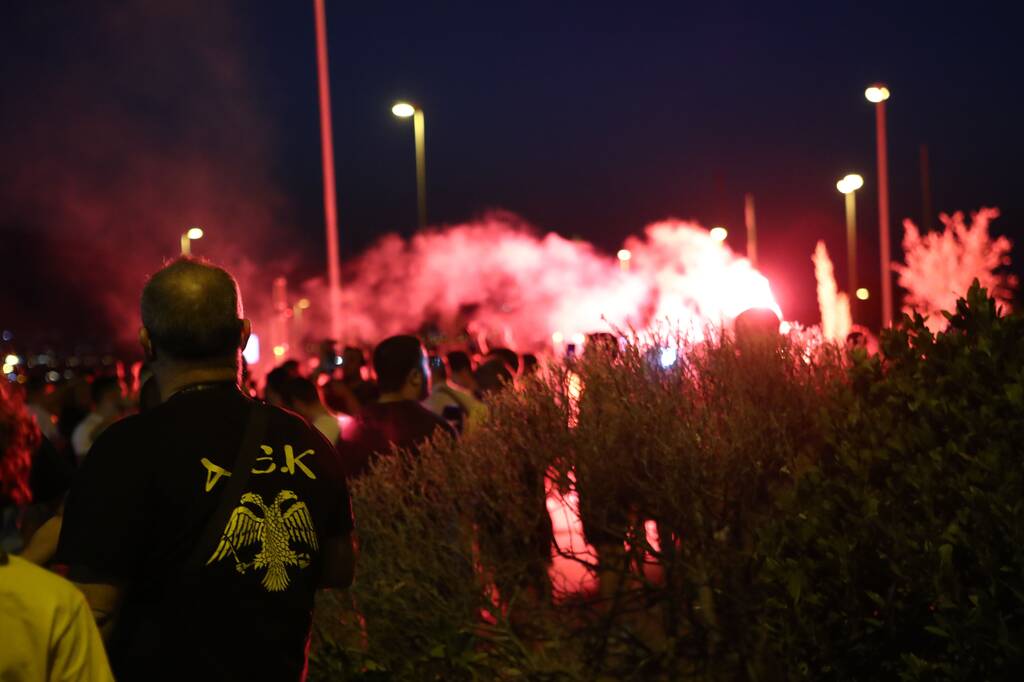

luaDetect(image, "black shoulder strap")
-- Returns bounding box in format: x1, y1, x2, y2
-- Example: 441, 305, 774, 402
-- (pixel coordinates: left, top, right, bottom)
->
186, 401, 270, 571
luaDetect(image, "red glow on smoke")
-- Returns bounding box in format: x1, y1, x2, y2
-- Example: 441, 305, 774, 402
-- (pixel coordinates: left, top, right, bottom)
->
293, 213, 782, 354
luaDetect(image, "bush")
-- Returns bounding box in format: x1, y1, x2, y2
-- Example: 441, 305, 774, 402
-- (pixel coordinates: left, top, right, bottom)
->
311, 283, 1024, 680
758, 282, 1024, 680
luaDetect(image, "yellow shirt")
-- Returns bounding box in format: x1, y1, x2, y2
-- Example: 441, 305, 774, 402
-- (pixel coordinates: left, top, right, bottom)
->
0, 553, 113, 681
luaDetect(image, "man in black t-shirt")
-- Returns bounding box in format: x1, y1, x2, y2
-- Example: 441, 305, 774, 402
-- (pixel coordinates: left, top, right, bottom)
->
55, 259, 355, 681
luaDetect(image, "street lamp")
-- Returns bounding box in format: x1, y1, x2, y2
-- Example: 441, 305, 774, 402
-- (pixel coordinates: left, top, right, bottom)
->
180, 227, 204, 256
836, 173, 864, 316
392, 101, 427, 229
617, 248, 632, 271
865, 83, 892, 327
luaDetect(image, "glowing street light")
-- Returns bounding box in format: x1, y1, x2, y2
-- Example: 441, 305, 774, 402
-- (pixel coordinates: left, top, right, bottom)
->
709, 226, 728, 243
866, 82, 893, 327
856, 287, 870, 301
864, 85, 890, 103
180, 226, 204, 256
617, 248, 632, 271
392, 101, 427, 229
837, 173, 863, 321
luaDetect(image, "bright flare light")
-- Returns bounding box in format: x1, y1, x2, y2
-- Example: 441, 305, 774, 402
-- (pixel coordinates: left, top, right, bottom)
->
837, 173, 864, 194
4, 354, 19, 365
391, 102, 416, 118
186, 227, 204, 240
709, 226, 728, 242
865, 85, 890, 103
617, 249, 632, 262
272, 344, 286, 358
243, 333, 260, 365
658, 347, 678, 368
856, 287, 870, 301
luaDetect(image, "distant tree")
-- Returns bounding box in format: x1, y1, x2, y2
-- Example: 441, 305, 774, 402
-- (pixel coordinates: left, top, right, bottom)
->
895, 207, 1016, 331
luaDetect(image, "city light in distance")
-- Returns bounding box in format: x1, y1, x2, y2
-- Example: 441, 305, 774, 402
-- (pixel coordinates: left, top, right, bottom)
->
856, 287, 870, 300
709, 226, 728, 242
391, 102, 416, 118
865, 85, 890, 103
837, 173, 864, 194
186, 227, 204, 240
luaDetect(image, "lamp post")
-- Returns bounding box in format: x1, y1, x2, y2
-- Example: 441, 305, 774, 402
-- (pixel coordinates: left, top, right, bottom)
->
836, 174, 864, 311
180, 227, 204, 256
392, 101, 427, 229
865, 83, 892, 327
314, 0, 343, 342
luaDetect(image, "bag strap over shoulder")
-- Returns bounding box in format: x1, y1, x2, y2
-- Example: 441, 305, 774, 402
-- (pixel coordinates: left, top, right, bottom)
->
186, 401, 270, 571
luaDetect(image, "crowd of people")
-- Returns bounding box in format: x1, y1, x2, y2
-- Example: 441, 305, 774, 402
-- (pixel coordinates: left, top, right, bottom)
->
1, 257, 550, 680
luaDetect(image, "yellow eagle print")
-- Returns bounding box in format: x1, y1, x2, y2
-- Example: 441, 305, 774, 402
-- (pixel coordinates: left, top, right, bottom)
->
206, 490, 319, 592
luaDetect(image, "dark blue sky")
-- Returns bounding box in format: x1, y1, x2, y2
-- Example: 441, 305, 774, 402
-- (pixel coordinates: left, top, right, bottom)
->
2, 1, 1021, 344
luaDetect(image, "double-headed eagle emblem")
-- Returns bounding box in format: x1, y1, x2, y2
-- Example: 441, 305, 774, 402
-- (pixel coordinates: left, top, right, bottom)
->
207, 490, 319, 592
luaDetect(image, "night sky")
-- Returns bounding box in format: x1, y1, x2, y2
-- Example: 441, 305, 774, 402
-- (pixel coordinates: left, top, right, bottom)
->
2, 1, 1021, 349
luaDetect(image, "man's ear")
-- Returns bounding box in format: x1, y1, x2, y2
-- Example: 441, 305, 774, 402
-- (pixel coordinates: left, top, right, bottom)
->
239, 319, 252, 351
139, 327, 155, 361
408, 367, 424, 391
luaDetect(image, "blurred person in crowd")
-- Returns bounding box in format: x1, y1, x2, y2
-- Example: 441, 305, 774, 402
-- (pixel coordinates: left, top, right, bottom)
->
474, 357, 514, 398
341, 346, 379, 407
278, 377, 340, 444
339, 335, 455, 478
25, 375, 60, 444
54, 258, 355, 681
311, 339, 338, 382
2, 382, 113, 679
422, 354, 486, 434
70, 376, 124, 464
446, 350, 479, 395
262, 364, 294, 406
487, 346, 521, 375
521, 353, 539, 376
57, 376, 92, 446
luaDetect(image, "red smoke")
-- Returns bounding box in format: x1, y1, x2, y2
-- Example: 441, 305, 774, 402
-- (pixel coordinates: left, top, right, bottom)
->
291, 212, 781, 355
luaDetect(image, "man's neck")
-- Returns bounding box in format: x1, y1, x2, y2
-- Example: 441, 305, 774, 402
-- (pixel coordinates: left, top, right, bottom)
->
154, 363, 238, 401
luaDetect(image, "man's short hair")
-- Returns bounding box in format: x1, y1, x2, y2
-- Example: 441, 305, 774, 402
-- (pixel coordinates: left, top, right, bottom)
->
488, 347, 520, 374
278, 377, 322, 409
140, 258, 243, 361
373, 335, 424, 393
447, 351, 472, 374
90, 376, 121, 405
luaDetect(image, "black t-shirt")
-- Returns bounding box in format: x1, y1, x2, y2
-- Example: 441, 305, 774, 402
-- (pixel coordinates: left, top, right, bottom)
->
55, 383, 353, 681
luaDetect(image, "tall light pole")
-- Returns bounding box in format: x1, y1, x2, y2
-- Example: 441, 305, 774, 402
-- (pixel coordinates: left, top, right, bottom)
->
866, 84, 892, 327
314, 0, 343, 342
180, 227, 204, 256
837, 174, 864, 320
744, 193, 758, 267
392, 102, 427, 229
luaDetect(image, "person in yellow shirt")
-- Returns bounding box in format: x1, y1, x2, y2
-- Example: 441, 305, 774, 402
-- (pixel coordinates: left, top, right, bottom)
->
0, 551, 113, 681
1, 381, 113, 681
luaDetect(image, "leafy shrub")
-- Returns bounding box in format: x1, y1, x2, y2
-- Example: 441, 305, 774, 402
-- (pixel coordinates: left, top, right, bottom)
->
759, 282, 1024, 680
311, 283, 1024, 681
